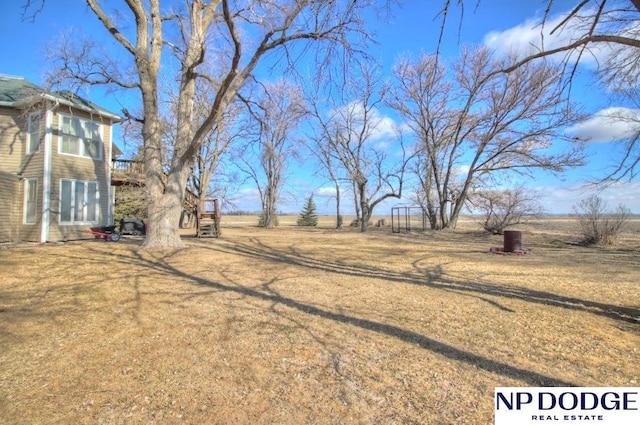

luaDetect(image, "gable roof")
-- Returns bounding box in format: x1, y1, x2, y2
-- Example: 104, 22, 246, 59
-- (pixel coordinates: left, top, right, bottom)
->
0, 74, 121, 122
54, 90, 122, 121
0, 75, 43, 104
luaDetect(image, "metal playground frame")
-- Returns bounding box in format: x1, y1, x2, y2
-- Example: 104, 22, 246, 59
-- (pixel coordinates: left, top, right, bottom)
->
391, 204, 428, 233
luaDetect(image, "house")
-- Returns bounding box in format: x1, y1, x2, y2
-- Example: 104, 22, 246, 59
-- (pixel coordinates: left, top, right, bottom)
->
0, 74, 121, 243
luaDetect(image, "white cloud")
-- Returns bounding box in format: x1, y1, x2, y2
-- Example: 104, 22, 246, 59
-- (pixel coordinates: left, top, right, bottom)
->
482, 8, 622, 70
330, 101, 399, 146
227, 187, 262, 212
484, 14, 578, 60
456, 164, 471, 176
532, 181, 640, 214
316, 186, 338, 198
372, 115, 398, 142
566, 107, 640, 143
236, 187, 260, 197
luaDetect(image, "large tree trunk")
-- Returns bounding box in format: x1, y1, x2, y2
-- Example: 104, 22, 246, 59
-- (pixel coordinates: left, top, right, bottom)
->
448, 183, 472, 230
439, 199, 450, 229
352, 180, 361, 223
142, 154, 192, 249
142, 1, 203, 249
360, 204, 371, 232
335, 182, 342, 229
263, 206, 276, 228
427, 203, 438, 230
358, 183, 369, 233
262, 173, 278, 228
141, 90, 195, 248
137, 41, 189, 248
144, 190, 185, 248
422, 169, 439, 229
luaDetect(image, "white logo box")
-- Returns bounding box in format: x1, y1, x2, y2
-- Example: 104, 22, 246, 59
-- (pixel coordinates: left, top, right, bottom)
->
495, 387, 640, 425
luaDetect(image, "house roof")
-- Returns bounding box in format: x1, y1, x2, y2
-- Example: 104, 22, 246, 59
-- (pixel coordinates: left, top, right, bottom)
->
0, 74, 43, 104
0, 74, 121, 122
54, 90, 122, 122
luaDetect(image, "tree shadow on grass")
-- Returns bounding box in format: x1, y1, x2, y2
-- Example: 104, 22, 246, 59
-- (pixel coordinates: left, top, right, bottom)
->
15, 239, 633, 388
107, 245, 577, 388
198, 237, 640, 326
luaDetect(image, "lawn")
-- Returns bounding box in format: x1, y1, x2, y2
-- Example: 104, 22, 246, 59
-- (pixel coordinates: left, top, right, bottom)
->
1, 216, 639, 424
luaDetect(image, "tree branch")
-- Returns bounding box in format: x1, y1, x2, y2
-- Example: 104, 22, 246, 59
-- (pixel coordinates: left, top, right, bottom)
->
502, 34, 640, 73
86, 0, 136, 55
549, 0, 591, 35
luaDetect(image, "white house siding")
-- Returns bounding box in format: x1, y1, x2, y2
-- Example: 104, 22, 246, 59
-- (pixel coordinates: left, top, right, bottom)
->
0, 107, 25, 174
47, 107, 114, 241
0, 106, 46, 242
0, 171, 19, 242
1, 96, 118, 242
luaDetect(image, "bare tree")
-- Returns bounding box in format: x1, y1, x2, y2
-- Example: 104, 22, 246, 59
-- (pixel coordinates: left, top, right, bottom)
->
312, 64, 414, 233
25, 0, 373, 248
435, 1, 640, 74
438, 0, 640, 181
188, 89, 243, 203
305, 90, 349, 229
593, 105, 640, 182
304, 131, 346, 229
573, 194, 630, 245
497, 1, 640, 73
386, 47, 585, 229
470, 186, 543, 234
237, 80, 306, 228
411, 157, 440, 230
386, 54, 450, 230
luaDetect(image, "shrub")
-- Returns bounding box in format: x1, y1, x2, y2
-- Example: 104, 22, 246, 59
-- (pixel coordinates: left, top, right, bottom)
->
258, 212, 279, 227
471, 187, 542, 235
573, 195, 630, 246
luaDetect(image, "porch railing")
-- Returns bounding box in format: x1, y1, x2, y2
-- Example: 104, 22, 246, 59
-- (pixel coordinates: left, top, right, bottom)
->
112, 159, 144, 175
111, 159, 200, 214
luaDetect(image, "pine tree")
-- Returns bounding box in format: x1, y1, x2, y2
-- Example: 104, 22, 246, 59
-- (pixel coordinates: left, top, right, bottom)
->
114, 185, 147, 223
297, 195, 318, 226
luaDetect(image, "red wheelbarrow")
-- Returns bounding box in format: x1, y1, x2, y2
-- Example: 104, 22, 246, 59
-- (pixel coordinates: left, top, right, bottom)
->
84, 225, 121, 242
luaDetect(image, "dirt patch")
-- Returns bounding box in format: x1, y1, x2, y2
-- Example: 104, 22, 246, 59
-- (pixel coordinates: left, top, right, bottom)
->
1, 217, 639, 424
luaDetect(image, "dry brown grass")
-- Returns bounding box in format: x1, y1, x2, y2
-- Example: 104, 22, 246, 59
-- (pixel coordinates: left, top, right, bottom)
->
1, 216, 639, 424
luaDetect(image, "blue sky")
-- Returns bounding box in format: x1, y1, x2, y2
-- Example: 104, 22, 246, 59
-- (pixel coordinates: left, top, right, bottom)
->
2, 0, 639, 214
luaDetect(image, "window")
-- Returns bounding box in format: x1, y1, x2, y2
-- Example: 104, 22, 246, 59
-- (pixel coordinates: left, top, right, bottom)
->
59, 115, 103, 159
27, 112, 41, 154
60, 179, 99, 224
24, 178, 38, 224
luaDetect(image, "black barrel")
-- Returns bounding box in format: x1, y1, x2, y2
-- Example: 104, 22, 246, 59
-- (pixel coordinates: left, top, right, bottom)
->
503, 230, 522, 252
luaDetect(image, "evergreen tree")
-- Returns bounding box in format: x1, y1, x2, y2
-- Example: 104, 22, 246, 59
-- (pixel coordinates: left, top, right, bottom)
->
114, 185, 147, 223
297, 195, 318, 227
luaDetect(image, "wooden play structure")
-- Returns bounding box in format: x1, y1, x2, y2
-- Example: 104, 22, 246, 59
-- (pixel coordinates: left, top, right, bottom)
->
112, 159, 221, 238
195, 198, 221, 238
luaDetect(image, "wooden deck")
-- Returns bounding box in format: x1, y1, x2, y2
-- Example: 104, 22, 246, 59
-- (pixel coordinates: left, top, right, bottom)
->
111, 159, 219, 237
111, 159, 145, 186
